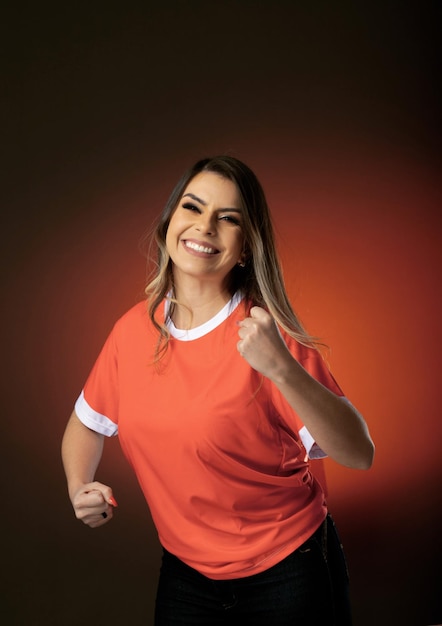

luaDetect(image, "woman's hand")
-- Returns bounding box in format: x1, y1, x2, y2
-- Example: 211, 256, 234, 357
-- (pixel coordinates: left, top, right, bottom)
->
237, 306, 374, 469
237, 306, 293, 381
62, 412, 119, 527
70, 481, 118, 529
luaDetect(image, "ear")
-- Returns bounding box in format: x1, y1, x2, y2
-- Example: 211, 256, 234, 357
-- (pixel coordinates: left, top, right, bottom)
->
237, 245, 248, 267
237, 254, 246, 268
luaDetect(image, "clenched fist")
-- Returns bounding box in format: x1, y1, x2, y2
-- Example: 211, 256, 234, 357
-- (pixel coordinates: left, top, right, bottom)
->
237, 306, 294, 382
70, 481, 118, 528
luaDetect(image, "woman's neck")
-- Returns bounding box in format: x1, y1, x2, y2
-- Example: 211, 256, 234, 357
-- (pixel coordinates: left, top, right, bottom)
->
170, 282, 233, 330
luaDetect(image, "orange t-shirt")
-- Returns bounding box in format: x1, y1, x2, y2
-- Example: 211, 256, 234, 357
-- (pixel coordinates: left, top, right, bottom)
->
75, 294, 344, 580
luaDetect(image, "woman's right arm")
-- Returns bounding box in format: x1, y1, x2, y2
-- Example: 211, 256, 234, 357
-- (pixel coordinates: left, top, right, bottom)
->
61, 411, 118, 528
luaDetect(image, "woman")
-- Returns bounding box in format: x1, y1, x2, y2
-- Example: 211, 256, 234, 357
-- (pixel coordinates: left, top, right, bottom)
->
62, 155, 374, 625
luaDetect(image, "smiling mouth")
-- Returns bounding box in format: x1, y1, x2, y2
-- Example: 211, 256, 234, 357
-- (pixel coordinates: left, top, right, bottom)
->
184, 240, 219, 255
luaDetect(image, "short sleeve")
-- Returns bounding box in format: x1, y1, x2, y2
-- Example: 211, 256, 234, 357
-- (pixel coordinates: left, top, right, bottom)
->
272, 336, 345, 459
74, 327, 120, 437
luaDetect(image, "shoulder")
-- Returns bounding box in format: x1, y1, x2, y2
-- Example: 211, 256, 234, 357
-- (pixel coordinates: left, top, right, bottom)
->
117, 300, 149, 322
96, 300, 159, 363
112, 300, 156, 338
279, 327, 322, 364
280, 329, 343, 395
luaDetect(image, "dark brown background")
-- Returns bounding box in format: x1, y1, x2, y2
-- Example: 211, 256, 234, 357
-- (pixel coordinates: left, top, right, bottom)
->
2, 2, 441, 624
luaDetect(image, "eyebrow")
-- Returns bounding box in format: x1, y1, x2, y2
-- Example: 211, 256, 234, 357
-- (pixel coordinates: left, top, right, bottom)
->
182, 193, 242, 213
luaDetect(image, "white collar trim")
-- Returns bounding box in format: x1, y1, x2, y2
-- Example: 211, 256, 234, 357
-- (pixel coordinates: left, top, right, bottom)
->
165, 292, 243, 341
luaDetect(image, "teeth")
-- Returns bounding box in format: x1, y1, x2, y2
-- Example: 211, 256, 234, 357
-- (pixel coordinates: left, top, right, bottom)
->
185, 241, 216, 254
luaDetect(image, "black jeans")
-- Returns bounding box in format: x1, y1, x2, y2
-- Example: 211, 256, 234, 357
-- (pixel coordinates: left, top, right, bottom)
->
154, 515, 352, 625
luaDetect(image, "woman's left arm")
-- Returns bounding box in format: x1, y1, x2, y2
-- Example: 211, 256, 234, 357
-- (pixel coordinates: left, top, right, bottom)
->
237, 307, 375, 469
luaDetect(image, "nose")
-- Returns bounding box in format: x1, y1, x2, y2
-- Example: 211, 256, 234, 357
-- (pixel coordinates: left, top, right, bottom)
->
196, 211, 216, 235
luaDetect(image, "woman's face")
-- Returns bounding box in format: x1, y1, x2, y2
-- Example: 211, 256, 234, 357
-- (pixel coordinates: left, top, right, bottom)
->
166, 172, 245, 289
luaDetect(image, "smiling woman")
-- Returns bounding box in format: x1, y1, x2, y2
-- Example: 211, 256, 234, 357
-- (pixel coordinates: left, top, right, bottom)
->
166, 172, 244, 328
61, 155, 374, 625
165, 172, 245, 325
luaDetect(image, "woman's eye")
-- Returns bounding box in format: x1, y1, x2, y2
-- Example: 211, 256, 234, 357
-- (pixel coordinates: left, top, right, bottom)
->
182, 203, 200, 212
219, 215, 240, 226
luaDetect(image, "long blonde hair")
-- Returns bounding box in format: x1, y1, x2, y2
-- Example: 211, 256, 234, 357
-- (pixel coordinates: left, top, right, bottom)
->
145, 156, 320, 361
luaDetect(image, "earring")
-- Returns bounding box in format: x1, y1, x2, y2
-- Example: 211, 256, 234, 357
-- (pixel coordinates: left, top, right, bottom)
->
237, 260, 246, 268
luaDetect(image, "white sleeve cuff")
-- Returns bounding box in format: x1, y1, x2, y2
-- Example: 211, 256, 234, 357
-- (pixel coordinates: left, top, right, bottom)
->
299, 425, 327, 459
74, 391, 118, 437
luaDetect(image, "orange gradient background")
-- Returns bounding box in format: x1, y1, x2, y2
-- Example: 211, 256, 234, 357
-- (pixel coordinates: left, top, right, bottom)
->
2, 4, 440, 625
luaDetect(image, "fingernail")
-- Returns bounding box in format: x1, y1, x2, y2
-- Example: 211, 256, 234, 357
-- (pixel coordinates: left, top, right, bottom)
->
109, 496, 118, 507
